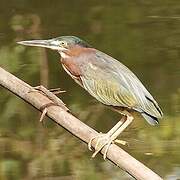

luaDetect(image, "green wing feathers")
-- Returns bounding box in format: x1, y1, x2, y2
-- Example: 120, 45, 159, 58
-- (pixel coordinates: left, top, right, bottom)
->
81, 76, 137, 108
78, 50, 163, 123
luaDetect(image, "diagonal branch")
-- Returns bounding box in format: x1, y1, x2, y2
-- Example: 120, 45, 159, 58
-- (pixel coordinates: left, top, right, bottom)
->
0, 67, 162, 180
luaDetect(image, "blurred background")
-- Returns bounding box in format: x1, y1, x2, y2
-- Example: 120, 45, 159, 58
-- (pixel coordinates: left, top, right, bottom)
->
0, 0, 180, 179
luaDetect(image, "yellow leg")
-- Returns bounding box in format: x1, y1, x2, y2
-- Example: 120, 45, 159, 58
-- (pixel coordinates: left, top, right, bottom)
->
28, 85, 68, 122
88, 116, 126, 151
89, 111, 134, 159
31, 85, 67, 109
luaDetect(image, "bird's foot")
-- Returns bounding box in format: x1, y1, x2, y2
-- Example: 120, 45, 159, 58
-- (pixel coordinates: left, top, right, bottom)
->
88, 133, 127, 159
28, 85, 68, 122
38, 102, 57, 122
29, 85, 66, 96
47, 87, 66, 95
114, 139, 128, 146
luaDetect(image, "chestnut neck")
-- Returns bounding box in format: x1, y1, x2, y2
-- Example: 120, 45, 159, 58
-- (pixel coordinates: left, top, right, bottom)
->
59, 45, 95, 59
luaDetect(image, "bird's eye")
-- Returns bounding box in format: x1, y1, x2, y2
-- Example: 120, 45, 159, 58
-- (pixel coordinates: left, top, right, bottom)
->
60, 41, 67, 46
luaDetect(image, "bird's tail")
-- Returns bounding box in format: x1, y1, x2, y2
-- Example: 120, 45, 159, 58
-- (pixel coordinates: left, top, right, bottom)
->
141, 112, 159, 125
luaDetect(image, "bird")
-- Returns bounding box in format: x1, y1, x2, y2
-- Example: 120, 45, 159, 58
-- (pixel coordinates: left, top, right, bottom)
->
18, 36, 163, 159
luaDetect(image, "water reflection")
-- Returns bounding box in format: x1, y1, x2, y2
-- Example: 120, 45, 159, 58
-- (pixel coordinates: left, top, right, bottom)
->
0, 0, 179, 179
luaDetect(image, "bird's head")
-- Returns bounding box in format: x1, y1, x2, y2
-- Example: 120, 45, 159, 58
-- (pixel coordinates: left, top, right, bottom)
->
18, 36, 91, 56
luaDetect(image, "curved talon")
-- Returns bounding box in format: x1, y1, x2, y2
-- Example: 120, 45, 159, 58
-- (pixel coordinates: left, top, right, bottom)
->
92, 148, 101, 158
102, 139, 127, 159
88, 136, 96, 151
88, 133, 112, 158
103, 141, 113, 160
39, 102, 58, 122
89, 133, 128, 159
92, 137, 113, 159
39, 108, 48, 122
91, 138, 112, 158
88, 132, 103, 151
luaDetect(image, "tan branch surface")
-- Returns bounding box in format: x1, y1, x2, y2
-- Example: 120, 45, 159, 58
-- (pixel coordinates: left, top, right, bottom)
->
0, 67, 162, 180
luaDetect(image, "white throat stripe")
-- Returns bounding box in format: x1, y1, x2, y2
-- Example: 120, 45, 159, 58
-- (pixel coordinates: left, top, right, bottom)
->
60, 52, 70, 59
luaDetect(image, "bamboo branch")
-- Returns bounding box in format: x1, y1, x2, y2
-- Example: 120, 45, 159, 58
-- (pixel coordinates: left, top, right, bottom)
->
0, 67, 162, 180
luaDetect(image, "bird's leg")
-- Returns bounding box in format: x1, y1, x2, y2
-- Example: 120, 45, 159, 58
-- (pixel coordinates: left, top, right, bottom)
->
48, 87, 66, 95
32, 85, 65, 96
106, 116, 126, 137
28, 85, 68, 122
109, 114, 133, 145
89, 111, 133, 159
88, 116, 126, 150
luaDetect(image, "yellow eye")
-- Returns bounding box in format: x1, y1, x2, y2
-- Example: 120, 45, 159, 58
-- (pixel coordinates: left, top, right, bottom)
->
60, 41, 67, 46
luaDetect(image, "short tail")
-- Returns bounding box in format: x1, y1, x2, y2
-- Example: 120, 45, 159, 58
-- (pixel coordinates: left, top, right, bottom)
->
141, 112, 159, 126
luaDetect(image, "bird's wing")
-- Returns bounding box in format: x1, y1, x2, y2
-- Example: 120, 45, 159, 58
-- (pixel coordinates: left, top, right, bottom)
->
80, 63, 137, 108
78, 50, 163, 119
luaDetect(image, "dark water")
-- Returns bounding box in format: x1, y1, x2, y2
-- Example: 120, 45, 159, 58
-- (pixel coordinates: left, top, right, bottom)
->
0, 0, 179, 179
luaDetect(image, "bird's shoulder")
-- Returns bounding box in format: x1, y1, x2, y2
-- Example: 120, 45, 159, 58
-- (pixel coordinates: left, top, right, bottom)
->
79, 50, 137, 83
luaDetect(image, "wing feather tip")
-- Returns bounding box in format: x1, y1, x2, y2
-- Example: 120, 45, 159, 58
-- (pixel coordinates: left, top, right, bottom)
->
141, 112, 159, 126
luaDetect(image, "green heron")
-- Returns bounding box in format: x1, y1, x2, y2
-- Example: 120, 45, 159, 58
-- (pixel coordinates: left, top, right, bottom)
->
18, 36, 163, 159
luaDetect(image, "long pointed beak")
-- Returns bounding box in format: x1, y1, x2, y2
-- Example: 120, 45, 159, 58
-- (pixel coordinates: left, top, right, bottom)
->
17, 39, 52, 48
17, 39, 66, 51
